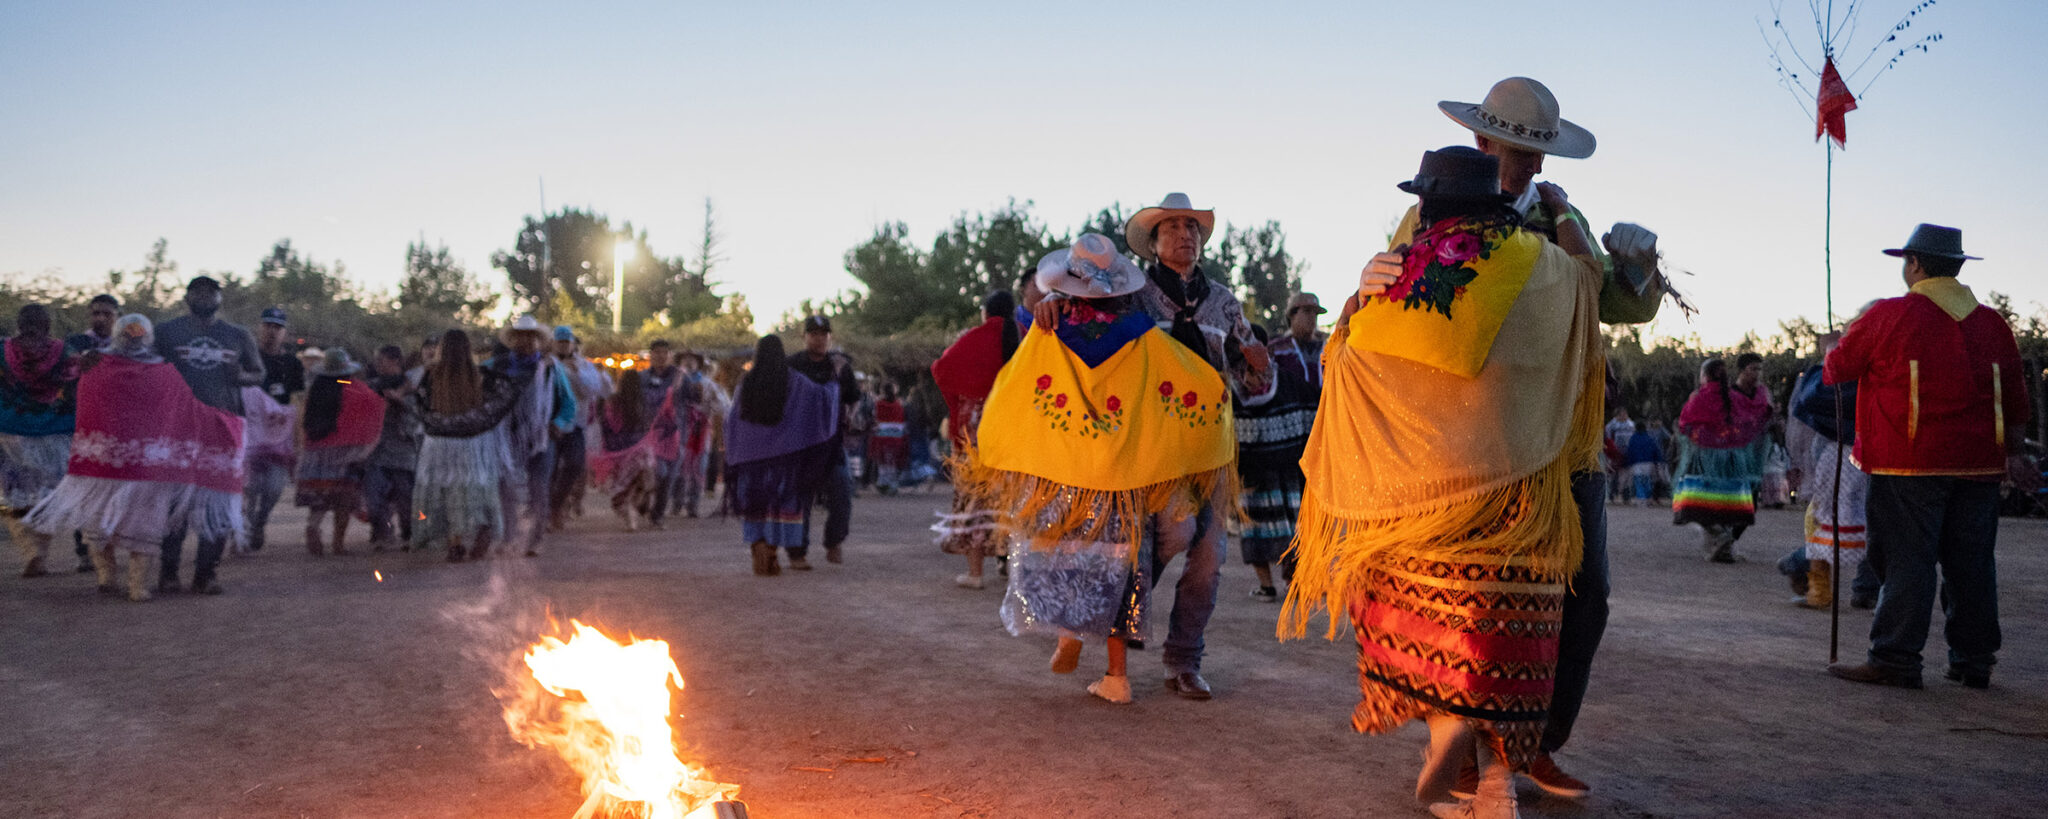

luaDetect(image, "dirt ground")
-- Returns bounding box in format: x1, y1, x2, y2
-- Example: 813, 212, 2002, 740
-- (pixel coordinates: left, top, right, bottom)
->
2, 486, 2044, 819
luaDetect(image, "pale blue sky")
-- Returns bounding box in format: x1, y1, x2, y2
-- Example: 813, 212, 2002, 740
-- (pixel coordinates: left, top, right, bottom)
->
4, 1, 2044, 345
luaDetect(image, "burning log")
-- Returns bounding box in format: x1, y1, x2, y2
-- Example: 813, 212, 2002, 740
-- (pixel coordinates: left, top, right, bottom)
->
504, 620, 746, 819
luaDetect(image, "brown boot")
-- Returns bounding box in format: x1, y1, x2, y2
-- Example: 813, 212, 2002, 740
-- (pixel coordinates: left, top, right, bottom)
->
750, 541, 779, 576
125, 554, 154, 602
305, 524, 325, 556
329, 516, 351, 556
90, 542, 118, 594
1802, 561, 1832, 609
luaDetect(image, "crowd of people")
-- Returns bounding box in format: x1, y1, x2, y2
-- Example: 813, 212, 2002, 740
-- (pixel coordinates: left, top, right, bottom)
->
1, 284, 737, 597
5, 75, 2030, 819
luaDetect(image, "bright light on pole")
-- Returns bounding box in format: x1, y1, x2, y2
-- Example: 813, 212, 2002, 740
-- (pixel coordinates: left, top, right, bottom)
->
612, 239, 636, 334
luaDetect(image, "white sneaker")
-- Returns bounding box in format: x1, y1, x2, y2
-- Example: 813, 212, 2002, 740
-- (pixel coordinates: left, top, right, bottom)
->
1087, 674, 1131, 704
954, 573, 985, 589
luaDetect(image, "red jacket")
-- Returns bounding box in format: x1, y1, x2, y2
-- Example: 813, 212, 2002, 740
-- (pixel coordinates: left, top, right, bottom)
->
1824, 279, 2027, 477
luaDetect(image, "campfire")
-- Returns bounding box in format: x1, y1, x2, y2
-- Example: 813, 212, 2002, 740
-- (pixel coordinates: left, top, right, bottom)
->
506, 620, 745, 819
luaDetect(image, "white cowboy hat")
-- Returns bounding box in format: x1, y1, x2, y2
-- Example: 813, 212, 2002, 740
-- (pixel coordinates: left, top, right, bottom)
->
1037, 233, 1145, 299
504, 314, 547, 336
1438, 77, 1596, 160
1123, 192, 1216, 263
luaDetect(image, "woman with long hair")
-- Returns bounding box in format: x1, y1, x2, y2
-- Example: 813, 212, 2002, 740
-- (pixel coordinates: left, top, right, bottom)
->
590, 368, 675, 531
725, 335, 841, 575
931, 289, 1019, 588
1673, 353, 1774, 562
293, 349, 385, 556
411, 329, 519, 562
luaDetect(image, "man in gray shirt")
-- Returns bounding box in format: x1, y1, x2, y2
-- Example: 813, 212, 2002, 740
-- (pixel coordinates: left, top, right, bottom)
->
151, 276, 264, 594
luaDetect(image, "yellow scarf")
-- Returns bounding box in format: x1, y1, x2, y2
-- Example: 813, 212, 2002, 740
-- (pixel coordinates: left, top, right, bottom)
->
964, 324, 1238, 551
1909, 276, 1980, 321
1281, 233, 1604, 639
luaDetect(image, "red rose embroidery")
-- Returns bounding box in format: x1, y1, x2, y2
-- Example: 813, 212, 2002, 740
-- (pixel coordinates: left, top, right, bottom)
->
1182, 391, 1198, 408
1105, 396, 1121, 412
1054, 394, 1068, 408
1437, 232, 1483, 265
1035, 374, 1052, 391
1159, 381, 1174, 396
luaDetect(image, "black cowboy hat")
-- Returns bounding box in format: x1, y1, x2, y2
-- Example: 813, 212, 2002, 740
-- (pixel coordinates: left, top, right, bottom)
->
1397, 146, 1512, 203
1882, 223, 1981, 261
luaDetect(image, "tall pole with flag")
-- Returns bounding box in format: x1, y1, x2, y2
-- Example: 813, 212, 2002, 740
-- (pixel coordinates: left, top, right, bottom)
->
1761, 0, 1945, 662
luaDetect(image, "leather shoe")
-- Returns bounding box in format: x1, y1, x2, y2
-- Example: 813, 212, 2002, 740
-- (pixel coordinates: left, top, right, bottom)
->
1827, 662, 1922, 689
1945, 666, 1990, 689
1525, 752, 1590, 797
1164, 670, 1212, 700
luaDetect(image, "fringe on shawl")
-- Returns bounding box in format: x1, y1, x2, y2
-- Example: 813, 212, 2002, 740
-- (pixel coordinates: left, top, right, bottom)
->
24, 475, 243, 554
1280, 334, 1607, 641
950, 440, 1242, 563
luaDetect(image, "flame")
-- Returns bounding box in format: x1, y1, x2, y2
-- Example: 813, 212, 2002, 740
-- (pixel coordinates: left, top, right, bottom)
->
373, 570, 383, 582
508, 621, 737, 819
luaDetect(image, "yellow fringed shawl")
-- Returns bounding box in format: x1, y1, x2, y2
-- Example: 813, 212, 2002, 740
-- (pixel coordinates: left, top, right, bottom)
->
961, 324, 1239, 553
1280, 235, 1605, 639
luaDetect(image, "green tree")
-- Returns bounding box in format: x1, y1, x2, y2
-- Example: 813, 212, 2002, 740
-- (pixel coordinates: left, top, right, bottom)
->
101, 237, 180, 316
397, 240, 494, 322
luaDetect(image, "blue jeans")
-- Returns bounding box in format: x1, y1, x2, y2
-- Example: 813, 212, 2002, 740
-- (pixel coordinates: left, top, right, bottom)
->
363, 465, 415, 543
548, 428, 586, 523
243, 459, 290, 549
498, 444, 556, 554
1543, 471, 1609, 754
1148, 484, 1228, 676
1865, 475, 2002, 676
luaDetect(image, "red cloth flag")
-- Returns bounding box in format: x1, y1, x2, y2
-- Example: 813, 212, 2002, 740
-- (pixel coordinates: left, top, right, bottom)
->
1816, 57, 1858, 147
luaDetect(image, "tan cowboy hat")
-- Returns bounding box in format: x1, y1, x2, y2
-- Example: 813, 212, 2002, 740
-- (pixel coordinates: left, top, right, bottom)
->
1438, 77, 1596, 160
1123, 192, 1216, 263
1286, 293, 1327, 315
1037, 233, 1146, 299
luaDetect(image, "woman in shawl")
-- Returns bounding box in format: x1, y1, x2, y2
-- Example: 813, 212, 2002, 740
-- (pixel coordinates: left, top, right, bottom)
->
0, 305, 77, 577
412, 330, 520, 562
593, 368, 676, 531
1282, 148, 1605, 819
1234, 321, 1319, 602
960, 234, 1237, 705
28, 315, 244, 601
1673, 354, 1773, 563
295, 349, 385, 556
726, 335, 841, 576
931, 290, 1019, 589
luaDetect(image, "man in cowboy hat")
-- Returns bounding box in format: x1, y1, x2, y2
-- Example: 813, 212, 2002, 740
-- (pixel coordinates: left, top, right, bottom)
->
486, 314, 577, 557
1824, 224, 2031, 691
151, 275, 265, 595
1352, 77, 1671, 798
1123, 192, 1272, 700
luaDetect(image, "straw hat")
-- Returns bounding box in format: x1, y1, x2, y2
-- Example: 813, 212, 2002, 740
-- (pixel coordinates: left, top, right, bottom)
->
1438, 77, 1596, 160
1123, 193, 1216, 263
1036, 233, 1145, 299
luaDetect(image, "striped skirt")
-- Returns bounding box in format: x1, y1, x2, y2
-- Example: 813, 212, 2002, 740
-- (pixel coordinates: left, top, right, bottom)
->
1349, 554, 1563, 771
1803, 438, 1868, 571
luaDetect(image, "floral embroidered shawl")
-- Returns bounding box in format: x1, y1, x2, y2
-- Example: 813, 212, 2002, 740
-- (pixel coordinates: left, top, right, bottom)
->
67, 354, 245, 494
1350, 217, 1542, 378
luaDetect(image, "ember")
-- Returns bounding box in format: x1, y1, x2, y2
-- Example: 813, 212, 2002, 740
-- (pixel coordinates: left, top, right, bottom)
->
506, 621, 741, 819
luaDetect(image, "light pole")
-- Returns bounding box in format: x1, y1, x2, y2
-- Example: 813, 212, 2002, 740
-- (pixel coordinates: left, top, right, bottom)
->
612, 238, 636, 334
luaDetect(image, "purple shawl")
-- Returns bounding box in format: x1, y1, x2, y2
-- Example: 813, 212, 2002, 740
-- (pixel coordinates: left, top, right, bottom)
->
725, 370, 839, 467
